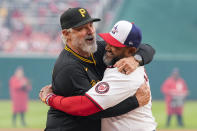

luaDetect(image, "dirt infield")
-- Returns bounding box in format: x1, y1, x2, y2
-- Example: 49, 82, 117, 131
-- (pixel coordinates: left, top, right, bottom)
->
0, 129, 197, 131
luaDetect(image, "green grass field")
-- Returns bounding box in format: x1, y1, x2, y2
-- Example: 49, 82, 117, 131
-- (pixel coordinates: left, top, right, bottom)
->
152, 101, 197, 130
0, 100, 197, 130
0, 100, 49, 129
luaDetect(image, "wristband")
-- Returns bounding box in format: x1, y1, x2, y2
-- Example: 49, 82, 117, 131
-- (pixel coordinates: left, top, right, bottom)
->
45, 93, 55, 105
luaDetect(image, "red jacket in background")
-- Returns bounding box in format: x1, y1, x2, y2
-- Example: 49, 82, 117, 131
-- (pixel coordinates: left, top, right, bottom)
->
161, 77, 188, 115
9, 76, 31, 113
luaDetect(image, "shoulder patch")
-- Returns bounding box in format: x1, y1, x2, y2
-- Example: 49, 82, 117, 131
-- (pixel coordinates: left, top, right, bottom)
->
95, 82, 109, 94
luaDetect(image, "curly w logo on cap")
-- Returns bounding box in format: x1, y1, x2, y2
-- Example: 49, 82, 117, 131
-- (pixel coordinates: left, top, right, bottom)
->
99, 20, 142, 48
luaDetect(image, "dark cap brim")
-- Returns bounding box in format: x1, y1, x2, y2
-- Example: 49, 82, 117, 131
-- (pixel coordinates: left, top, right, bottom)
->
72, 18, 101, 29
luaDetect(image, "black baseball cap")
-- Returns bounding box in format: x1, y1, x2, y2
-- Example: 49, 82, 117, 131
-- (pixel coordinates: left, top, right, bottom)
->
60, 7, 101, 30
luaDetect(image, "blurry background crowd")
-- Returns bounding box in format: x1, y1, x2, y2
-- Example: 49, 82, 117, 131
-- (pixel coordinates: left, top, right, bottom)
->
0, 0, 122, 55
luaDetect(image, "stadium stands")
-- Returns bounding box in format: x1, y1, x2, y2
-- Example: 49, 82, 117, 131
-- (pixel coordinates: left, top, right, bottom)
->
0, 0, 123, 55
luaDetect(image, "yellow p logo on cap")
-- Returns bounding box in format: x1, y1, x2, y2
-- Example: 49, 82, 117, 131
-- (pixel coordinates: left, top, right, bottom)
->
79, 9, 86, 17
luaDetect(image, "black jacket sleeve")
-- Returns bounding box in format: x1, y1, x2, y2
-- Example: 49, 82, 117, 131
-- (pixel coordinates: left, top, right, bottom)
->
136, 43, 156, 66
87, 95, 139, 119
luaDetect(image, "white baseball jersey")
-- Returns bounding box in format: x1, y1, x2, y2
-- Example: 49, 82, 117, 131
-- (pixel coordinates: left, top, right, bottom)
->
86, 66, 157, 131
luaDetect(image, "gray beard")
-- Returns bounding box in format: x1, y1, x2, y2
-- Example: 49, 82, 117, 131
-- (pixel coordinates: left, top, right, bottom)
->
103, 54, 121, 66
72, 34, 97, 54
81, 41, 97, 54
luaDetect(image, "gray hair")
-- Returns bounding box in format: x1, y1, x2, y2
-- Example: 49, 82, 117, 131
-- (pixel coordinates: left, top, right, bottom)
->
61, 28, 72, 45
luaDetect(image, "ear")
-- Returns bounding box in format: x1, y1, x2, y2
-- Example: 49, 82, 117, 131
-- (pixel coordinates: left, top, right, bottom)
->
62, 29, 69, 37
128, 47, 136, 56
62, 29, 70, 41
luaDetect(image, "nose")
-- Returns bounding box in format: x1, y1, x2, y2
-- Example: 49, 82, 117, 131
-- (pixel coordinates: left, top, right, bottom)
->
88, 27, 94, 34
87, 24, 94, 34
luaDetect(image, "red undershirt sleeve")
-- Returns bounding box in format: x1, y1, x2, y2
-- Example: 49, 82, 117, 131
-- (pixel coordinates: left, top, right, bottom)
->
48, 94, 103, 116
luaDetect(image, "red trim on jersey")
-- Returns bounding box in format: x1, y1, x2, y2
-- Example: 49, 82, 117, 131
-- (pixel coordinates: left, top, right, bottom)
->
85, 93, 104, 110
48, 95, 101, 116
144, 75, 148, 82
144, 68, 149, 82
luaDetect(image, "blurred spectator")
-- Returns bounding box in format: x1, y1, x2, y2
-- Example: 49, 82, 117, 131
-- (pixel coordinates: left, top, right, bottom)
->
161, 68, 188, 127
0, 0, 120, 55
9, 66, 32, 127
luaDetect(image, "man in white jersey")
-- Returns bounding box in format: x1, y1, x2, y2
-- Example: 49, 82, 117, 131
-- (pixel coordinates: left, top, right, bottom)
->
40, 20, 157, 131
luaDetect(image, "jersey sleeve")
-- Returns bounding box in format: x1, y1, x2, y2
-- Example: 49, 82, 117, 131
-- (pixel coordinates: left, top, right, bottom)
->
88, 95, 139, 119
86, 67, 144, 110
48, 95, 102, 116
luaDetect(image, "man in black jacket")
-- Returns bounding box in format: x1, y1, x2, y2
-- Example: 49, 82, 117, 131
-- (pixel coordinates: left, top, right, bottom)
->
43, 7, 155, 131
